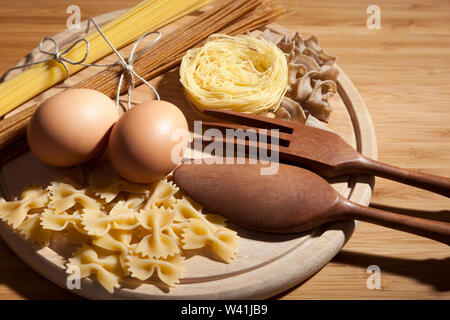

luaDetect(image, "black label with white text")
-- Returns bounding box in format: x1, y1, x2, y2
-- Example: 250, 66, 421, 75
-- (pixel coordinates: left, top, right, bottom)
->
180, 303, 270, 318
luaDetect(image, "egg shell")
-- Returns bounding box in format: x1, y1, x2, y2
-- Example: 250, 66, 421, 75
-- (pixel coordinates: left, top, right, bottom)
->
27, 89, 119, 167
108, 100, 189, 183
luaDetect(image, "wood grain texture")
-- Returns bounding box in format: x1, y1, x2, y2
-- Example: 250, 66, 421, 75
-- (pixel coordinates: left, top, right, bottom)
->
0, 0, 449, 300
0, 12, 376, 299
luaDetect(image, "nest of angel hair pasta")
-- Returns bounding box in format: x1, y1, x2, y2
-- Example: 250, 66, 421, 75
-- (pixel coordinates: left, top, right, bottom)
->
180, 34, 289, 114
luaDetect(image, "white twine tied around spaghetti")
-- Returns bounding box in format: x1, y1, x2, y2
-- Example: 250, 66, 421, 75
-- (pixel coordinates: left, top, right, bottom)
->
86, 18, 161, 109
0, 17, 161, 110
0, 37, 90, 82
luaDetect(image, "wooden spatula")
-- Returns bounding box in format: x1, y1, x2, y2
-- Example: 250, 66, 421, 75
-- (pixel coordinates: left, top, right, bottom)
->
199, 109, 450, 197
173, 162, 450, 245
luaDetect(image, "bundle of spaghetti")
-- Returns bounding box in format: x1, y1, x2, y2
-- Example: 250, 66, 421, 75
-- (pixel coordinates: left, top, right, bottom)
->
180, 34, 289, 113
0, 0, 214, 117
0, 0, 285, 159
74, 0, 285, 98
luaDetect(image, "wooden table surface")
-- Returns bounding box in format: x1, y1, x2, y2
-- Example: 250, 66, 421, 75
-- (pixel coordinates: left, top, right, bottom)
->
0, 0, 448, 300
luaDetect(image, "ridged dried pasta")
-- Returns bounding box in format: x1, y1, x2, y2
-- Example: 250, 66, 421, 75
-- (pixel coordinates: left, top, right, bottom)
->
126, 254, 185, 287
48, 182, 100, 214
135, 206, 180, 259
93, 229, 135, 255
0, 186, 48, 228
40, 209, 86, 233
1, 172, 240, 293
93, 230, 135, 271
172, 197, 205, 222
144, 179, 179, 209
172, 197, 227, 228
66, 244, 124, 293
18, 213, 53, 245
81, 204, 139, 236
182, 219, 238, 263
259, 29, 339, 122
120, 194, 146, 209
91, 179, 150, 203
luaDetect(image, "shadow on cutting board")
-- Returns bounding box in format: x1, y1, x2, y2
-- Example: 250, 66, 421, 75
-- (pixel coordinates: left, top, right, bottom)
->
333, 250, 450, 292
273, 250, 450, 299
370, 203, 450, 224
0, 240, 79, 299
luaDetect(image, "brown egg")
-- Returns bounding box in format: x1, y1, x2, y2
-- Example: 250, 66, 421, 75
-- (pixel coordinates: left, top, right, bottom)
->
108, 100, 189, 183
27, 89, 119, 167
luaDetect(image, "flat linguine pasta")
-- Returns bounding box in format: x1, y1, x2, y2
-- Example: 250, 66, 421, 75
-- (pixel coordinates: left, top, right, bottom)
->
0, 175, 239, 293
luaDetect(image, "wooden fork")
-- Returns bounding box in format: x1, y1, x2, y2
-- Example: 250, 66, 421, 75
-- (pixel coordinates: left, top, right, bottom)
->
198, 109, 450, 197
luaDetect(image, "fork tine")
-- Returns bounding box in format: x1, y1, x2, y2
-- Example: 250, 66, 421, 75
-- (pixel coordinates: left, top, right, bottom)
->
203, 109, 294, 133
202, 121, 291, 146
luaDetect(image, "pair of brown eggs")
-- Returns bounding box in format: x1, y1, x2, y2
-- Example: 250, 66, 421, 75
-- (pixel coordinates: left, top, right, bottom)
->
27, 89, 189, 183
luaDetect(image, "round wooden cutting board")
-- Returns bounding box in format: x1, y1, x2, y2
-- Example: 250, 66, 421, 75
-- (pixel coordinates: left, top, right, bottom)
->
0, 11, 377, 299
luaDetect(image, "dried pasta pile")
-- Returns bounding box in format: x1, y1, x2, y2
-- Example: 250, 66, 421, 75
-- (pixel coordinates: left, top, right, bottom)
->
0, 0, 216, 116
180, 34, 288, 114
259, 29, 339, 122
0, 176, 238, 293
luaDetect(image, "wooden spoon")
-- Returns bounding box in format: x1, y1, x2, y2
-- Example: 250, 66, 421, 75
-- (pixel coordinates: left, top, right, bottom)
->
173, 162, 450, 245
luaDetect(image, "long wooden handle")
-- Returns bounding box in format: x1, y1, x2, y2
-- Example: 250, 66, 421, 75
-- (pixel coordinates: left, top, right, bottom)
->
355, 156, 450, 197
338, 199, 450, 245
